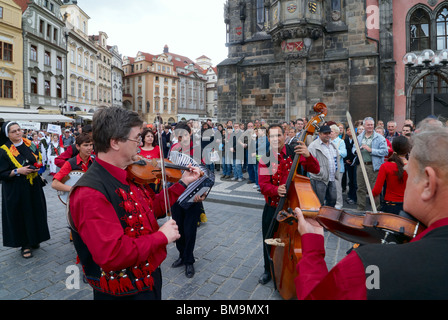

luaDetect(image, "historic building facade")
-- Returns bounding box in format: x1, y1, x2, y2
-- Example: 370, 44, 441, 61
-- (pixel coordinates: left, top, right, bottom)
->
217, 0, 448, 127
20, 0, 67, 112
398, 0, 448, 125
61, 0, 97, 115
89, 31, 112, 108
0, 0, 23, 109
123, 46, 208, 124
197, 55, 218, 121
123, 50, 179, 124
164, 45, 207, 122
109, 44, 123, 108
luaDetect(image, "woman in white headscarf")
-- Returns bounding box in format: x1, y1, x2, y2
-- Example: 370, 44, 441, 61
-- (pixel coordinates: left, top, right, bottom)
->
0, 122, 50, 258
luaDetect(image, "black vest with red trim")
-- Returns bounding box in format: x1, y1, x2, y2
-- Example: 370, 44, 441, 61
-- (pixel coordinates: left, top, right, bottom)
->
355, 226, 448, 300
67, 155, 95, 172
69, 161, 156, 297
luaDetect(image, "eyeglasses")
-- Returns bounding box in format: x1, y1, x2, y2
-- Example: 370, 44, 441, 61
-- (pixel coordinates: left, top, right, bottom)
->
127, 136, 142, 144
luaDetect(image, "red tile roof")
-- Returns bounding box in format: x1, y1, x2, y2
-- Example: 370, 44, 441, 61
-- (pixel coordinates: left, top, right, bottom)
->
12, 0, 30, 13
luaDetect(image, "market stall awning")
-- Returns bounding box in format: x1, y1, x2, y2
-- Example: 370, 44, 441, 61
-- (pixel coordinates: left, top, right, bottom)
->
0, 113, 75, 123
77, 114, 93, 121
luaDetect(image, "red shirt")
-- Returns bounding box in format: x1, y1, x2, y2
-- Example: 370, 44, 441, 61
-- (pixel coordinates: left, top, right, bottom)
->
258, 145, 320, 205
372, 161, 408, 202
139, 145, 161, 160
295, 218, 448, 300
69, 157, 186, 273
53, 154, 94, 181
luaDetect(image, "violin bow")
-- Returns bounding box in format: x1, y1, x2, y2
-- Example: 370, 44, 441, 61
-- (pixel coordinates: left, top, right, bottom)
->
346, 111, 377, 213
155, 116, 173, 220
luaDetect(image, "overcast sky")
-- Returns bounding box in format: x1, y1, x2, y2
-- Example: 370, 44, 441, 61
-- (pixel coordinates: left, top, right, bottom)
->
79, 0, 228, 66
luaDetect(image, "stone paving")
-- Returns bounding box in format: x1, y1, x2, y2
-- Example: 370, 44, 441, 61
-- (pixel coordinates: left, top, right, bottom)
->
0, 171, 354, 300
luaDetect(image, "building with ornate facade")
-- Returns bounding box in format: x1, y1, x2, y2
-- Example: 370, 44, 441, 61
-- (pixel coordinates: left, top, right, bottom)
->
109, 44, 123, 108
0, 0, 23, 109
217, 0, 448, 128
123, 51, 178, 124
123, 46, 208, 124
197, 55, 218, 121
60, 0, 97, 117
18, 0, 67, 113
89, 31, 112, 108
167, 46, 207, 122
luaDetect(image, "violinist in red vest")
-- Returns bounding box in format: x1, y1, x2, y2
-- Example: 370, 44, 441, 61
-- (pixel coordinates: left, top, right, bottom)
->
68, 107, 201, 300
294, 124, 448, 300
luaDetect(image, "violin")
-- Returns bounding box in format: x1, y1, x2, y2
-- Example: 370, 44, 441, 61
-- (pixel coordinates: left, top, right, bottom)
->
127, 157, 193, 185
265, 102, 327, 300
278, 206, 426, 245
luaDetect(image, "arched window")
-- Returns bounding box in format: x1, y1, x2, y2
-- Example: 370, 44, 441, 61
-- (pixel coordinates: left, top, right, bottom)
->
437, 7, 448, 50
412, 73, 448, 94
410, 8, 430, 51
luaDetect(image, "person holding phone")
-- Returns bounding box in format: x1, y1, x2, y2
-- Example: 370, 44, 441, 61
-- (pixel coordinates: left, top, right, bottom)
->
0, 122, 50, 259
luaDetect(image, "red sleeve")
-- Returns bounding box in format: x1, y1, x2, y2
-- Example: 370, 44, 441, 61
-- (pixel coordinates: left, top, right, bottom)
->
258, 159, 279, 200
152, 182, 186, 218
387, 139, 393, 158
70, 187, 168, 272
372, 163, 387, 197
53, 161, 72, 181
295, 234, 367, 300
55, 146, 73, 168
299, 154, 320, 175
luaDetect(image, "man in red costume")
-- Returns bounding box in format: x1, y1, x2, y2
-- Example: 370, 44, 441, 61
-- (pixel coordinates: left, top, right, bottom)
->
68, 107, 201, 300
294, 124, 448, 300
258, 124, 320, 285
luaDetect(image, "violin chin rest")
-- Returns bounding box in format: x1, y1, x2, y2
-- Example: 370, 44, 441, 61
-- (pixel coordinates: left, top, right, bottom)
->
133, 160, 147, 166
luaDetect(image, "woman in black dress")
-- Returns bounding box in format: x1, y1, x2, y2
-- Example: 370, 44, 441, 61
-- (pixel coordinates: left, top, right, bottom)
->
0, 122, 50, 258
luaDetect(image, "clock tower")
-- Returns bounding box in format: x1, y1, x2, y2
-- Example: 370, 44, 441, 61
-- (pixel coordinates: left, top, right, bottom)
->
217, 0, 382, 125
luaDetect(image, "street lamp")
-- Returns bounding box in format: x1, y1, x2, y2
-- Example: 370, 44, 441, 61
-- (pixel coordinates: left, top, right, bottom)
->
403, 49, 448, 116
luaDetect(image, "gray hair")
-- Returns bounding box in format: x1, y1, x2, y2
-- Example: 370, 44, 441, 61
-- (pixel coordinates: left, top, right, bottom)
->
416, 117, 444, 132
363, 117, 375, 125
410, 125, 448, 178
330, 124, 340, 134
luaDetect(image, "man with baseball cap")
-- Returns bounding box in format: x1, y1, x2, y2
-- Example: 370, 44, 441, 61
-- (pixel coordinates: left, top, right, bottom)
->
307, 125, 339, 207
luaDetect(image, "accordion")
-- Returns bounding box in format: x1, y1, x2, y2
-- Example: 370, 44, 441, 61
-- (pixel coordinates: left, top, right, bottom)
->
169, 151, 215, 209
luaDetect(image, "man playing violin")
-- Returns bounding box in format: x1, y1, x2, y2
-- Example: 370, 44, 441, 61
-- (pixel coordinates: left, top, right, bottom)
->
68, 107, 201, 300
258, 124, 320, 285
294, 124, 448, 300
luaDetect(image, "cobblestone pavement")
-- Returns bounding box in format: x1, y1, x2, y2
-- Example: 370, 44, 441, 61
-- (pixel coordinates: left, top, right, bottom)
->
0, 171, 355, 300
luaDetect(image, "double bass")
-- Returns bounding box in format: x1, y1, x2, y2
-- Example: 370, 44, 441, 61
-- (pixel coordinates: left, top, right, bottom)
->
264, 102, 327, 300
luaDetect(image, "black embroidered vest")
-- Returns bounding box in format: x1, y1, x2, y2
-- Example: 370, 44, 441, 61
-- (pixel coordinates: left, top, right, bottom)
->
356, 226, 448, 300
68, 161, 156, 296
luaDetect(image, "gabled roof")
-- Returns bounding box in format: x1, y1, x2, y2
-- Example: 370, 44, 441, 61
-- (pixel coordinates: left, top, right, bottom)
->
12, 0, 30, 13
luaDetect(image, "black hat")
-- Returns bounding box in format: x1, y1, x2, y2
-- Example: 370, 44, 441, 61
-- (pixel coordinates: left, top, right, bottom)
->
319, 125, 332, 133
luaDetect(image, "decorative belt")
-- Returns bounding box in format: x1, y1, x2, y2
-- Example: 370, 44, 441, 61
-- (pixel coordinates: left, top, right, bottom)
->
364, 161, 373, 165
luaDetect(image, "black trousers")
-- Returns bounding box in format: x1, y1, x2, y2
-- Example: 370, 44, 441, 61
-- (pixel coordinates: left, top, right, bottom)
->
261, 204, 278, 273
93, 268, 162, 300
171, 201, 203, 265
